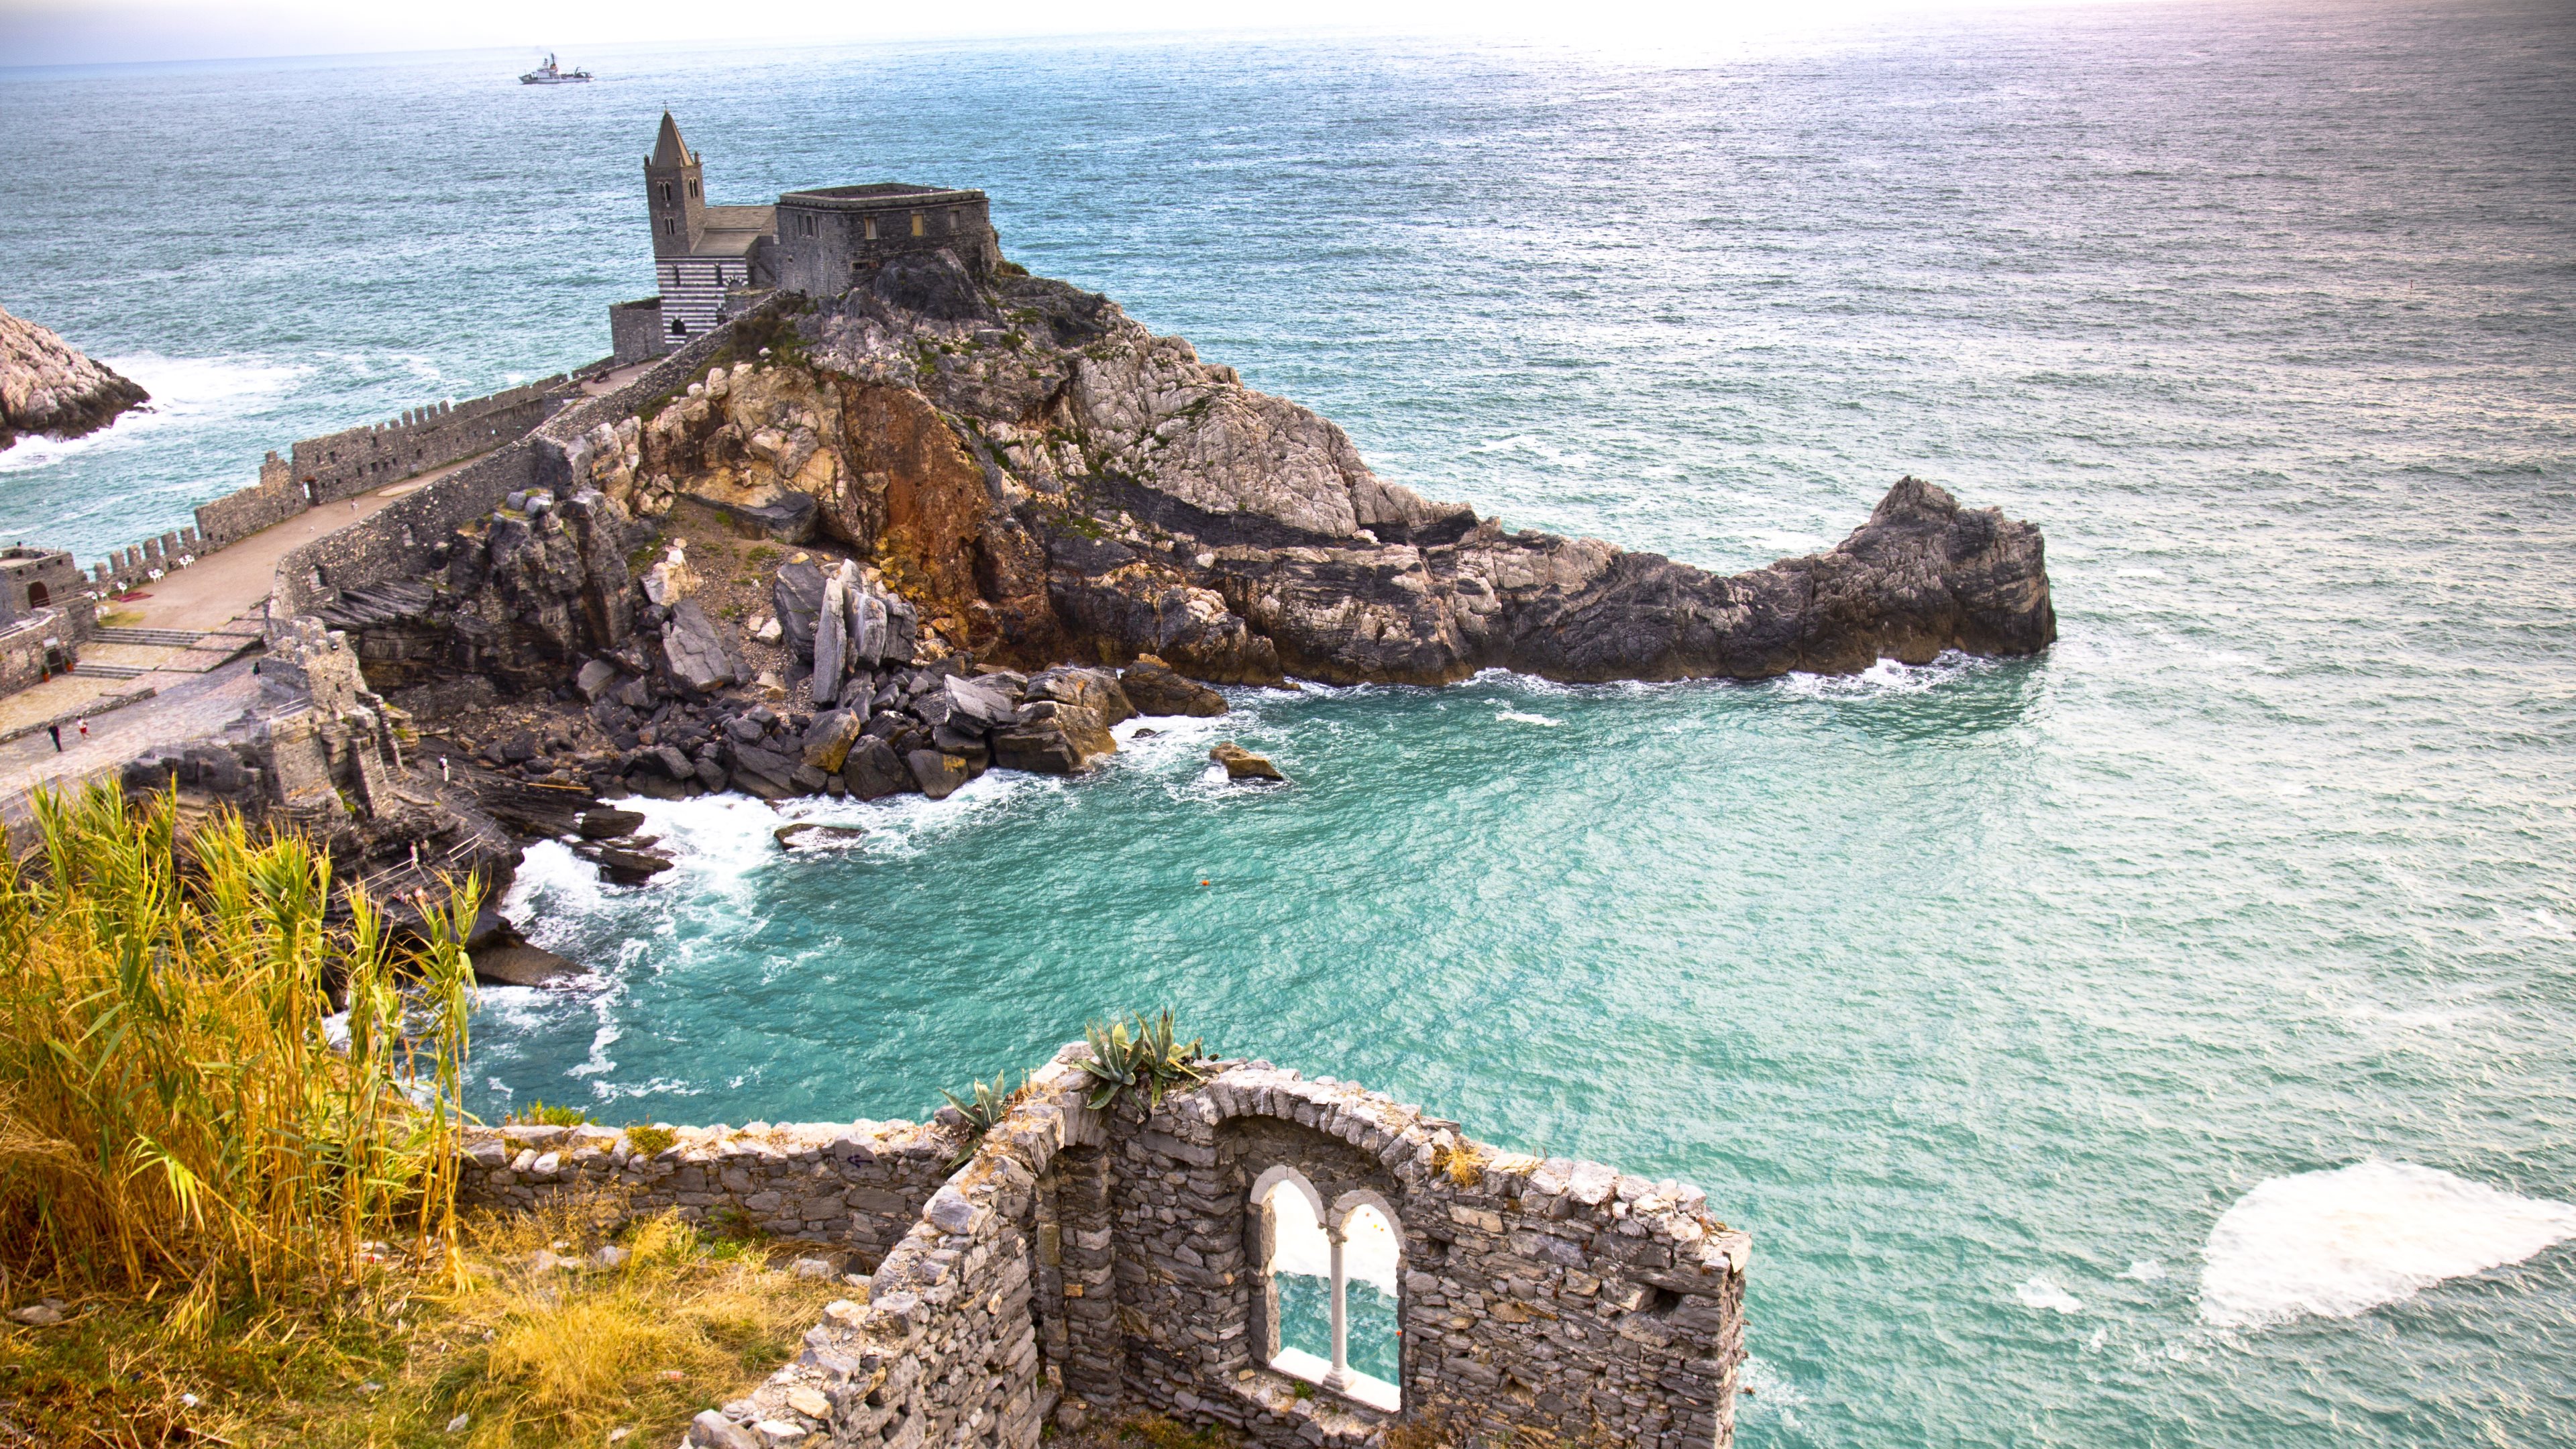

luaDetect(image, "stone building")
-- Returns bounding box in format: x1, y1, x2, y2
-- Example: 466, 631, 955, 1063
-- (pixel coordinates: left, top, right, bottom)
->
0, 545, 83, 623
610, 113, 1000, 362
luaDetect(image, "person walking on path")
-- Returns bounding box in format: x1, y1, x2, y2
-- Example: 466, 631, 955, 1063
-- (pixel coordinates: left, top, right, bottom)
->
46, 723, 61, 752
76, 718, 88, 743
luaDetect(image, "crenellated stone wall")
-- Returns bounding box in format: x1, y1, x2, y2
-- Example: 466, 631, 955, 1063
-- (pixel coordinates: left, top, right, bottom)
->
470, 1044, 1748, 1449
193, 451, 310, 549
290, 378, 576, 506
269, 325, 745, 622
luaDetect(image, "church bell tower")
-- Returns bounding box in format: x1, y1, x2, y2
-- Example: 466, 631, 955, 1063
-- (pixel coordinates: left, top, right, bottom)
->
644, 111, 706, 257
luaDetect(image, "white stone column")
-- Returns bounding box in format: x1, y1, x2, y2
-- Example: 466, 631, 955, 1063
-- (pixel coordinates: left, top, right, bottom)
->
1325, 1222, 1350, 1389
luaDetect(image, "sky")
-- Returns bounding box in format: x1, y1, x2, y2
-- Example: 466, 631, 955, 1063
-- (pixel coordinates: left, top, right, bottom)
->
0, 0, 2159, 68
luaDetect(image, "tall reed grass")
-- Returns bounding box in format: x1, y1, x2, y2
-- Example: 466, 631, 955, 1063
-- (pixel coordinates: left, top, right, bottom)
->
0, 784, 480, 1329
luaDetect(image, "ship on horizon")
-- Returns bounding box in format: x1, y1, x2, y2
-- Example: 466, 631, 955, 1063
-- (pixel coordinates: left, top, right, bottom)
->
519, 54, 592, 85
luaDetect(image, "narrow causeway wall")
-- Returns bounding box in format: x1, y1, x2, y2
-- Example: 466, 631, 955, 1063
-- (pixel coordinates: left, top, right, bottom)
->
466, 1046, 1748, 1449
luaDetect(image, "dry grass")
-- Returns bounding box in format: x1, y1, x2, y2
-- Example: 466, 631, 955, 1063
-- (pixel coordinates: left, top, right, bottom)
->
1429, 1140, 1487, 1189
0, 784, 477, 1326
0, 1197, 846, 1448
0, 791, 837, 1446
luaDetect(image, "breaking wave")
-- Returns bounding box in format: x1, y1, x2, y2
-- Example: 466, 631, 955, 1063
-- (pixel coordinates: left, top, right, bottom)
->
2198, 1159, 2576, 1329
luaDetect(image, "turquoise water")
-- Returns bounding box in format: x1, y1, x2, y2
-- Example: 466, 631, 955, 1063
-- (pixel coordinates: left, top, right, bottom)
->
6, 4, 2576, 1443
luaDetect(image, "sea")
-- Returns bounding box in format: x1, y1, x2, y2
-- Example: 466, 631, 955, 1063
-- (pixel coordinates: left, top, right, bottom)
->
4, 1, 2573, 1442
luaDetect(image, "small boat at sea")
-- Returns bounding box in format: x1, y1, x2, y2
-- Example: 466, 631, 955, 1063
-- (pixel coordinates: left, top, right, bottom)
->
519, 54, 592, 85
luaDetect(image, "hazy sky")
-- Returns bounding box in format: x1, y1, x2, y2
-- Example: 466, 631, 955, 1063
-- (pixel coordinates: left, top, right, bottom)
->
0, 0, 2147, 68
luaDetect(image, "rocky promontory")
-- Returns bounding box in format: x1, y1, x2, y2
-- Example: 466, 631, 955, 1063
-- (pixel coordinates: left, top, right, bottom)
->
129, 245, 2055, 931
546, 253, 2054, 689
0, 305, 148, 450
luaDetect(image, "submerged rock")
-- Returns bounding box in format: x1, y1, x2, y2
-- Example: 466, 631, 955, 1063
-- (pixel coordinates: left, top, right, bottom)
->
471, 942, 586, 986
775, 822, 867, 850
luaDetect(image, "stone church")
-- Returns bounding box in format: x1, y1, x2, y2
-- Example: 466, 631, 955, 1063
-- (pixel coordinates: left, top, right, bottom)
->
609, 113, 1000, 363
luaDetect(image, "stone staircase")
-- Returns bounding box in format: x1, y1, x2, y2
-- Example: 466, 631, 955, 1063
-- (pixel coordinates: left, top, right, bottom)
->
91, 626, 203, 648
72, 660, 150, 680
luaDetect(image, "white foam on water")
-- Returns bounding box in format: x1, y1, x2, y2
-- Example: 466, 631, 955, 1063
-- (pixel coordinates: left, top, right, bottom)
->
2118, 1259, 2167, 1281
1731, 527, 1832, 558
2014, 1276, 2084, 1313
1112, 710, 1234, 763
500, 838, 618, 945
1735, 1354, 1808, 1428
2198, 1159, 2576, 1329
0, 352, 307, 473
1491, 702, 1566, 726
1774, 651, 1986, 700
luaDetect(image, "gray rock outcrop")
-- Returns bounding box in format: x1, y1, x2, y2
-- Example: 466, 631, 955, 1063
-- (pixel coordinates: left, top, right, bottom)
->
0, 305, 148, 449
661, 598, 745, 695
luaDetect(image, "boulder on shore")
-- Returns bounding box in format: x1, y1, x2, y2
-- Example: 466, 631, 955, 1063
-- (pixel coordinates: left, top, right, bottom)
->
576, 808, 645, 839
800, 708, 866, 771
907, 749, 974, 800
661, 599, 745, 694
993, 701, 1116, 775
841, 737, 912, 800
0, 305, 148, 450
1120, 656, 1228, 717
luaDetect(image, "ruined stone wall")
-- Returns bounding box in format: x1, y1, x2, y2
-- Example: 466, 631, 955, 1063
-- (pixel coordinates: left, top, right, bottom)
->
455, 1118, 957, 1268
0, 607, 80, 697
656, 1047, 1746, 1449
1104, 1065, 1746, 1449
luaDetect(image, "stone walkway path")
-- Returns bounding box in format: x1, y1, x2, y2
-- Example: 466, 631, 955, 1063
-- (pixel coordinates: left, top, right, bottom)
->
0, 442, 527, 821
0, 656, 262, 824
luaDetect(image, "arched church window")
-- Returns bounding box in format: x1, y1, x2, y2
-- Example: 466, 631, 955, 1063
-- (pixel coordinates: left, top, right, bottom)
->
1250, 1171, 1403, 1413
657, 182, 672, 204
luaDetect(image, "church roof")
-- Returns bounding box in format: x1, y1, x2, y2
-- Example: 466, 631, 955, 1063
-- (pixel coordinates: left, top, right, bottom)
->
650, 111, 693, 168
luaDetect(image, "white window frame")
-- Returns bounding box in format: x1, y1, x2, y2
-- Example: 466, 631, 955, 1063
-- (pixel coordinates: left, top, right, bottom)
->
1250, 1167, 1403, 1413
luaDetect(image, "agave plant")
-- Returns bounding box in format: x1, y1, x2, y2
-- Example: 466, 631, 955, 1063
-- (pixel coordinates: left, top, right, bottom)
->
941, 1069, 1017, 1166
1078, 1010, 1209, 1112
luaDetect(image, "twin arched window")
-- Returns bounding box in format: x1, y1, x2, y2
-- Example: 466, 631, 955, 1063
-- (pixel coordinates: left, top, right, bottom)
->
1252, 1168, 1402, 1413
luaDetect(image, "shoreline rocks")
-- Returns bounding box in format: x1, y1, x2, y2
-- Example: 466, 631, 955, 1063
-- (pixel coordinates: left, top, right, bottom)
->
1209, 742, 1284, 782
0, 305, 149, 450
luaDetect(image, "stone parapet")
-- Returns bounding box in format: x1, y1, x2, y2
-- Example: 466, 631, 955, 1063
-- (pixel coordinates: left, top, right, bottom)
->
455, 1118, 957, 1263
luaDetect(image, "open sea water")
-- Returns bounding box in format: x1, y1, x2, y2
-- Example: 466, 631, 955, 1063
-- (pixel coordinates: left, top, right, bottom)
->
6, 2, 2575, 1442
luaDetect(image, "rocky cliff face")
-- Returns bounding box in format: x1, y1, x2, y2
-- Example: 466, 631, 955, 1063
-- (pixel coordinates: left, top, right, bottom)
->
0, 305, 149, 450
565, 254, 2053, 690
